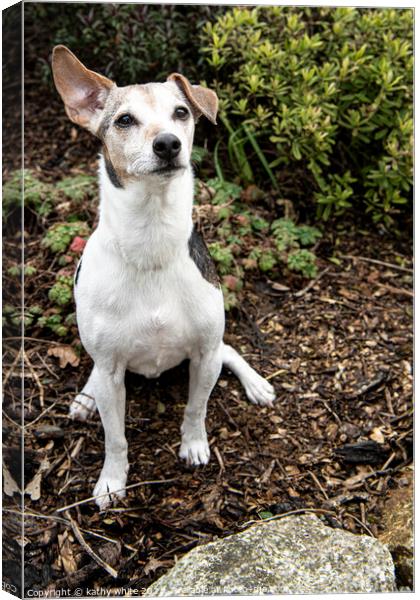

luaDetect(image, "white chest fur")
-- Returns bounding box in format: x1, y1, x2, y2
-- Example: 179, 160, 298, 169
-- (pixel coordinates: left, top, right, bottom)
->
74, 160, 225, 376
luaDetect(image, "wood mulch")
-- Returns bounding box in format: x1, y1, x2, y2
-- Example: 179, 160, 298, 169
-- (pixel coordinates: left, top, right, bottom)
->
3, 208, 413, 595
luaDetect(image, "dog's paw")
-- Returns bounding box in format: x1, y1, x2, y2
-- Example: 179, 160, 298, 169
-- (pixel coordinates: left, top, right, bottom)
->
179, 437, 210, 466
93, 473, 127, 510
69, 393, 97, 421
244, 373, 276, 407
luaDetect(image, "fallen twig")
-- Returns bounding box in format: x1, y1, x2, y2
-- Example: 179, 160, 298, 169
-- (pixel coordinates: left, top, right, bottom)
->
64, 510, 118, 578
48, 564, 97, 594
2, 347, 22, 400
308, 471, 329, 501
340, 254, 413, 273
315, 397, 341, 425
35, 350, 61, 380
294, 267, 331, 298
213, 446, 225, 472
215, 397, 239, 430
56, 477, 178, 513
390, 408, 413, 423
344, 465, 407, 490
24, 400, 59, 429
373, 281, 413, 297
266, 368, 286, 381
2, 409, 22, 430
344, 511, 374, 537
5, 508, 135, 552
3, 508, 69, 526
3, 336, 63, 345
57, 436, 85, 478
24, 350, 45, 408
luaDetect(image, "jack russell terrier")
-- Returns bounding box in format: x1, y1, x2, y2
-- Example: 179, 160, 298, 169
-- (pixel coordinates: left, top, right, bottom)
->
51, 45, 276, 509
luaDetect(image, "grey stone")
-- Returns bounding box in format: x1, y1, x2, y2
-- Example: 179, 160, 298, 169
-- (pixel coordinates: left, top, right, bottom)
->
145, 514, 395, 595
379, 469, 413, 589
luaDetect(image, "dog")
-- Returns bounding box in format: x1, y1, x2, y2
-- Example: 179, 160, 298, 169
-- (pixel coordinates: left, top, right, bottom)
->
51, 45, 276, 509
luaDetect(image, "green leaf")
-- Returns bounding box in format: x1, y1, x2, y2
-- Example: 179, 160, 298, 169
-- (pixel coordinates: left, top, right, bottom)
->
258, 511, 274, 520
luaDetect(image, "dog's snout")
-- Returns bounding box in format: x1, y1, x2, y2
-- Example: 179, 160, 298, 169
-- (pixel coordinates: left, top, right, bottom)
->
153, 133, 181, 160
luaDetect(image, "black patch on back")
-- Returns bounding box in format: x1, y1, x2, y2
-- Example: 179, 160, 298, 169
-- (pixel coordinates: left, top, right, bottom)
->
75, 259, 82, 286
188, 225, 219, 287
105, 156, 123, 189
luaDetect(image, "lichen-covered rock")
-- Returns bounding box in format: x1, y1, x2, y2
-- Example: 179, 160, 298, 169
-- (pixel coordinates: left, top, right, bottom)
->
145, 514, 395, 595
379, 469, 413, 589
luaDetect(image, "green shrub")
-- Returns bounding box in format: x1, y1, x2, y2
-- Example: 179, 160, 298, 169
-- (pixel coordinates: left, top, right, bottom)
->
206, 178, 242, 205
271, 218, 322, 252
25, 3, 225, 86
287, 249, 318, 279
3, 305, 45, 331
41, 222, 90, 254
7, 264, 38, 277
257, 217, 320, 278
41, 216, 90, 334
205, 179, 321, 308
3, 171, 95, 341
3, 169, 52, 218
37, 313, 69, 338
48, 275, 74, 307
3, 169, 97, 220
208, 242, 235, 275
55, 174, 97, 202
202, 7, 413, 226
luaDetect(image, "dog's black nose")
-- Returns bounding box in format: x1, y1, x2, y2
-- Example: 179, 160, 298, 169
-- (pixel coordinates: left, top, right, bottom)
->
153, 133, 181, 160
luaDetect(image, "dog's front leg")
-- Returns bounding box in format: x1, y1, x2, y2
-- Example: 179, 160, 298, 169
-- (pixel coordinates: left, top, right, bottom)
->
92, 364, 128, 509
180, 345, 223, 465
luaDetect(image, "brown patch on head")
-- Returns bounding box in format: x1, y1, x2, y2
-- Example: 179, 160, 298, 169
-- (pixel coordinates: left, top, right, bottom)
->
144, 124, 162, 142
102, 145, 125, 189
135, 84, 156, 107
97, 97, 122, 140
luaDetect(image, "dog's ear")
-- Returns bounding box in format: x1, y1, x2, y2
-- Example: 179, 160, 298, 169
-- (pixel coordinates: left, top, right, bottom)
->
167, 73, 218, 125
52, 45, 114, 132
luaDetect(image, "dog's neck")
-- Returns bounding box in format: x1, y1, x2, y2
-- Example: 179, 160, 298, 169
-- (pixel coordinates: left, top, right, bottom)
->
97, 155, 194, 270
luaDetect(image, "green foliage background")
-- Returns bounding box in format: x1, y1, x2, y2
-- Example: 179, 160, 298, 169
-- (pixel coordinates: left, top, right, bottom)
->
202, 6, 413, 226
26, 2, 223, 85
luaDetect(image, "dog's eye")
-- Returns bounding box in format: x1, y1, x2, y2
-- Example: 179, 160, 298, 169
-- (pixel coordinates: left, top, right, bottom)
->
174, 106, 189, 120
115, 114, 134, 128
